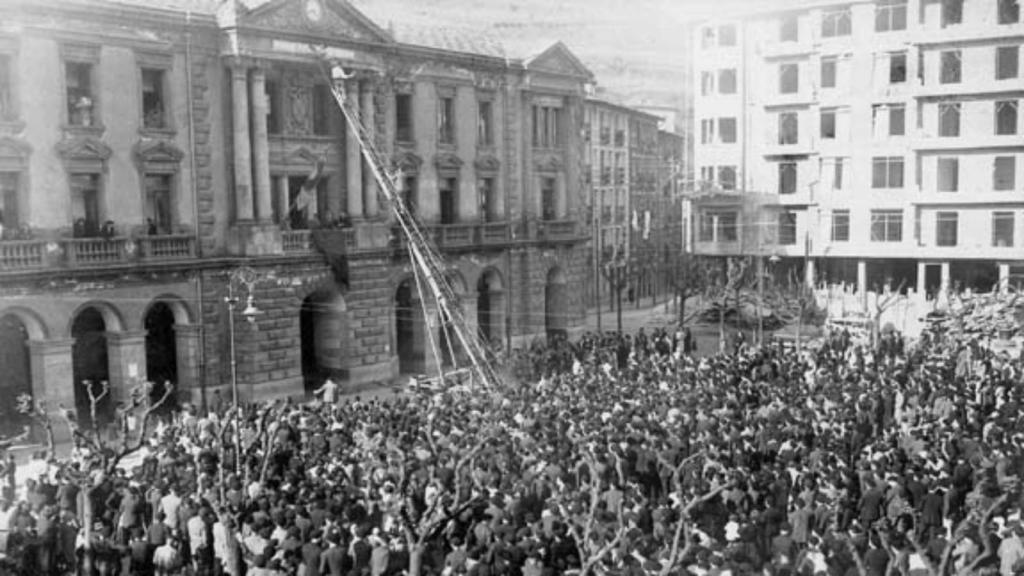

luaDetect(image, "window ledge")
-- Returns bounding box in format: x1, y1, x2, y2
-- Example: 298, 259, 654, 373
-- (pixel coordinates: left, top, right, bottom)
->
62, 124, 106, 138
0, 119, 26, 134
139, 127, 177, 139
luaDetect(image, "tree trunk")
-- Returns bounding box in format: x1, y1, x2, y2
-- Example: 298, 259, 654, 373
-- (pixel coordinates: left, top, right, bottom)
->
408, 542, 426, 576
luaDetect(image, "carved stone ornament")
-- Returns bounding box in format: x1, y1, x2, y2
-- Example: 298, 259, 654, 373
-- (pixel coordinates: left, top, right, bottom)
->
0, 136, 32, 164
534, 154, 563, 173
474, 155, 500, 173
434, 152, 463, 173
133, 139, 184, 167
56, 136, 112, 162
242, 0, 386, 43
394, 151, 423, 173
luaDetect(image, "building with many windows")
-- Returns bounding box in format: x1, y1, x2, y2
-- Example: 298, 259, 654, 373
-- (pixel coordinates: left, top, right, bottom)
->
0, 0, 592, 434
692, 0, 1024, 295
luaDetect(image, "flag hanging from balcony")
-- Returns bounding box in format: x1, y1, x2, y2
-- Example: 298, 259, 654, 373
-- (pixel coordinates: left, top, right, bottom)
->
643, 210, 651, 240
292, 158, 325, 212
632, 209, 640, 232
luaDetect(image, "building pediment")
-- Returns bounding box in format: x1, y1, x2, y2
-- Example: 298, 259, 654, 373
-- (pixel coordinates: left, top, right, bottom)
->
534, 154, 563, 173
394, 151, 423, 173
241, 0, 391, 45
0, 136, 31, 161
525, 42, 594, 80
474, 155, 500, 173
56, 136, 112, 163
434, 152, 463, 173
133, 139, 184, 166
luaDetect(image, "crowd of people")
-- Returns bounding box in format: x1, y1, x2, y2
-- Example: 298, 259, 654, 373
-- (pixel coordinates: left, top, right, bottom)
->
0, 313, 1022, 576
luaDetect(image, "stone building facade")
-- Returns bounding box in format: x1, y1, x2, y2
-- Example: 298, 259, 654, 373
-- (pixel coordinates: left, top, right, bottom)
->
0, 0, 591, 434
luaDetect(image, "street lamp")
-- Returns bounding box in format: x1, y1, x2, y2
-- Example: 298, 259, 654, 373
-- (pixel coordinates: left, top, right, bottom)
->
602, 252, 631, 333
225, 265, 262, 471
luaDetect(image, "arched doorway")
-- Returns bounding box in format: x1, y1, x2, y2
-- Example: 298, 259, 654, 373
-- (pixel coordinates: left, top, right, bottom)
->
145, 302, 177, 406
0, 314, 31, 437
395, 279, 423, 374
545, 267, 568, 339
300, 291, 348, 395
477, 269, 505, 347
71, 307, 112, 429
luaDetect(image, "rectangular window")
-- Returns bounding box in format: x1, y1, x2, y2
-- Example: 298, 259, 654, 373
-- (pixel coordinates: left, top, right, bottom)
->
266, 79, 282, 135
833, 158, 845, 190
779, 112, 799, 145
999, 0, 1021, 24
701, 119, 714, 144
936, 211, 958, 246
439, 176, 457, 224
65, 61, 95, 126
701, 26, 715, 49
478, 99, 493, 146
821, 108, 837, 139
718, 166, 737, 190
822, 7, 852, 37
718, 24, 737, 46
402, 175, 417, 216
996, 100, 1018, 135
870, 209, 903, 242
479, 177, 498, 222
889, 105, 906, 136
719, 212, 738, 241
876, 0, 908, 31
997, 46, 1020, 80
779, 162, 797, 194
702, 211, 739, 242
831, 209, 850, 241
532, 105, 562, 148
700, 166, 714, 189
889, 52, 907, 83
718, 69, 737, 94
141, 68, 166, 129
719, 117, 737, 143
439, 95, 455, 145
70, 173, 101, 237
0, 172, 19, 233
993, 211, 1015, 247
312, 84, 332, 136
942, 0, 963, 26
701, 71, 714, 96
0, 54, 11, 120
937, 157, 959, 192
872, 156, 904, 188
395, 92, 413, 142
541, 177, 558, 221
939, 103, 960, 137
779, 63, 799, 94
941, 51, 962, 83
995, 156, 1016, 190
821, 57, 837, 88
780, 15, 799, 42
778, 212, 797, 245
144, 174, 173, 234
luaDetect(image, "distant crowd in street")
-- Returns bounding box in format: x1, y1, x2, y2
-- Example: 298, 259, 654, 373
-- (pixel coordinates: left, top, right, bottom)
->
1, 310, 1023, 576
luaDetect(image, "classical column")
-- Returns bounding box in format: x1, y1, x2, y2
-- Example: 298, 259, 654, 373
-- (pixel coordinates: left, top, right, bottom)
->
345, 78, 364, 219
361, 80, 379, 218
276, 176, 290, 225
173, 324, 202, 405
916, 261, 927, 299
230, 63, 254, 221
251, 67, 274, 222
105, 330, 149, 407
940, 261, 950, 294
999, 263, 1010, 293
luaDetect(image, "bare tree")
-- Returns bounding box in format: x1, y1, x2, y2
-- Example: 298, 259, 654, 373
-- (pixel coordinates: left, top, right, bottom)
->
555, 450, 629, 576
772, 269, 820, 354
15, 394, 54, 460
654, 453, 731, 576
868, 279, 907, 346
668, 253, 711, 326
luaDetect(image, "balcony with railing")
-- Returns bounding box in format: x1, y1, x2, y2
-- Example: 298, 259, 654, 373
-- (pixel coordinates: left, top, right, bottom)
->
479, 222, 510, 245
434, 223, 476, 248
539, 220, 578, 242
138, 234, 196, 261
282, 230, 314, 253
62, 237, 128, 266
0, 240, 48, 270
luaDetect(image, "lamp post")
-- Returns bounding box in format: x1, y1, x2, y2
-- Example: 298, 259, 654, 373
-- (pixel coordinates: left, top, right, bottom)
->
225, 265, 262, 472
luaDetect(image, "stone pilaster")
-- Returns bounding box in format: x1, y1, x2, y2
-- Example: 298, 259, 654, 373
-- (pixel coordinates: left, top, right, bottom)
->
230, 63, 254, 221
361, 80, 380, 218
173, 324, 203, 405
28, 339, 76, 440
251, 67, 274, 222
105, 331, 148, 407
346, 79, 364, 219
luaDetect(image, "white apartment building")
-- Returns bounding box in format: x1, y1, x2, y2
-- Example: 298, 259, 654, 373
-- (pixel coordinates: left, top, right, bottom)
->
693, 0, 1024, 296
